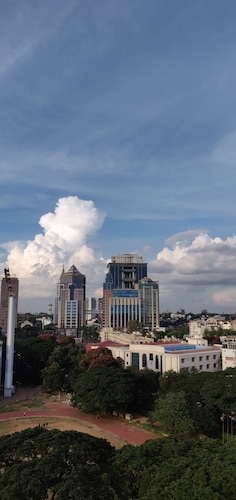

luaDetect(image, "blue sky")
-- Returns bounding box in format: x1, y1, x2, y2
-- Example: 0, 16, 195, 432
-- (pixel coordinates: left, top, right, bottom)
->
1, 0, 236, 314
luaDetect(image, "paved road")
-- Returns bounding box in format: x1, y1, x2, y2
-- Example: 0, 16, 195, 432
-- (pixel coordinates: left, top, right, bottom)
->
0, 401, 157, 446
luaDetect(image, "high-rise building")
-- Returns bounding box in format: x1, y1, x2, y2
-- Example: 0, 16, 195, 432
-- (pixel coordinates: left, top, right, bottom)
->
103, 254, 148, 328
91, 297, 97, 311
55, 265, 86, 332
138, 277, 159, 330
109, 289, 140, 329
85, 297, 97, 321
0, 276, 19, 335
108, 254, 147, 289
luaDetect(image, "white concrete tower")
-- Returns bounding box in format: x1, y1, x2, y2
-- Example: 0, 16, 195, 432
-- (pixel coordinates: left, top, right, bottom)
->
4, 269, 17, 397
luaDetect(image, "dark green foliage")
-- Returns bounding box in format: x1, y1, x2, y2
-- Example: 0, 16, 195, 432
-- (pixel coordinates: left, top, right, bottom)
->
73, 366, 135, 414
14, 337, 57, 385
0, 428, 125, 499
115, 437, 236, 499
1, 427, 236, 498
127, 367, 159, 414
157, 368, 236, 437
149, 390, 195, 436
42, 343, 85, 393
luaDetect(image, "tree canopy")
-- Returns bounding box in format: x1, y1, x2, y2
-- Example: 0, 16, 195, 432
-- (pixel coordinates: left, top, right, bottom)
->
73, 366, 135, 414
42, 343, 86, 393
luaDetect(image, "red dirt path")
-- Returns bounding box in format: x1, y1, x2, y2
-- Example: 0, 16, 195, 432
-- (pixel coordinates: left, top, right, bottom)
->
0, 400, 157, 446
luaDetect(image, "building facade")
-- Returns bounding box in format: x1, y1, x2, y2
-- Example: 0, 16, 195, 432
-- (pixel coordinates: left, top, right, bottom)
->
107, 253, 148, 289
138, 277, 159, 330
103, 254, 151, 329
93, 341, 222, 374
56, 265, 86, 332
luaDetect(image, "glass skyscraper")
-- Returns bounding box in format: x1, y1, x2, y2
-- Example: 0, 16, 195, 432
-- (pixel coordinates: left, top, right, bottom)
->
55, 265, 86, 332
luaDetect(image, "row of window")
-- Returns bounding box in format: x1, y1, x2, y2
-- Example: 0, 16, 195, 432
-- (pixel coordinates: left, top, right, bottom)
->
181, 354, 217, 363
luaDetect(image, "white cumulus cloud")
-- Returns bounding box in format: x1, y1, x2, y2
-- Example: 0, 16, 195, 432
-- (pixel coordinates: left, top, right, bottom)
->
149, 231, 236, 312
1, 196, 106, 309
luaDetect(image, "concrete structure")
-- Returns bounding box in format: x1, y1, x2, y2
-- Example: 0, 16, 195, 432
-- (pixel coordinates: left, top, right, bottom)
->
222, 348, 236, 370
0, 339, 3, 386
221, 336, 236, 370
0, 275, 19, 334
99, 327, 155, 344
189, 320, 206, 338
4, 295, 17, 397
55, 265, 86, 332
94, 341, 222, 374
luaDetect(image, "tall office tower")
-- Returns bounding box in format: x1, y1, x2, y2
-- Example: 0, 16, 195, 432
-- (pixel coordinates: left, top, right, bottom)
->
138, 277, 160, 330
56, 265, 86, 332
103, 271, 114, 326
108, 254, 147, 289
103, 254, 148, 328
91, 297, 97, 311
0, 276, 19, 335
98, 297, 103, 323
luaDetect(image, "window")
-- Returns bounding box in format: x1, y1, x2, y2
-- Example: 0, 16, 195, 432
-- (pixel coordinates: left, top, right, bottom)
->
206, 364, 210, 369
191, 357, 195, 362
199, 365, 203, 370
142, 354, 147, 368
206, 356, 209, 360
155, 355, 159, 370
131, 352, 139, 368
213, 355, 216, 359
149, 353, 153, 361
181, 358, 185, 363
214, 363, 217, 368
199, 356, 202, 361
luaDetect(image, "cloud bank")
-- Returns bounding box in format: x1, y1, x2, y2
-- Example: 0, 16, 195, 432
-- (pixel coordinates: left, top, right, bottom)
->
149, 232, 236, 311
1, 196, 106, 309
1, 199, 236, 313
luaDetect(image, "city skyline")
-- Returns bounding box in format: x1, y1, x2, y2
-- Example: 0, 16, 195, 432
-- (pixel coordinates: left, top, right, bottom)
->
1, 2, 236, 313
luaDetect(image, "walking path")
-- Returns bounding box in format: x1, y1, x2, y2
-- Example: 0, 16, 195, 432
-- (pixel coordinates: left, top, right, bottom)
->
0, 396, 157, 447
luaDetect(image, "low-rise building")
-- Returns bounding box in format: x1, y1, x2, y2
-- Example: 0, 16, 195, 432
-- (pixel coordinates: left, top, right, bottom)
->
88, 340, 222, 374
222, 348, 236, 370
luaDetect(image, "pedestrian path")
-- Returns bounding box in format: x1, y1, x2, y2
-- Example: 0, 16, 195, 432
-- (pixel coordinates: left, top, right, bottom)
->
0, 400, 157, 446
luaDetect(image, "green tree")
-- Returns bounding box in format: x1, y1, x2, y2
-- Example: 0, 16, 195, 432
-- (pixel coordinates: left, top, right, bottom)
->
127, 367, 159, 414
149, 390, 195, 436
14, 337, 57, 385
0, 428, 126, 499
42, 343, 85, 393
73, 366, 135, 414
127, 319, 143, 333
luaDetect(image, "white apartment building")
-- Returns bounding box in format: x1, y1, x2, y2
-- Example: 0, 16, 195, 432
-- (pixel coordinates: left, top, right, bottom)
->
222, 349, 236, 370
91, 341, 222, 374
221, 336, 236, 370
189, 318, 233, 338
99, 327, 155, 344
